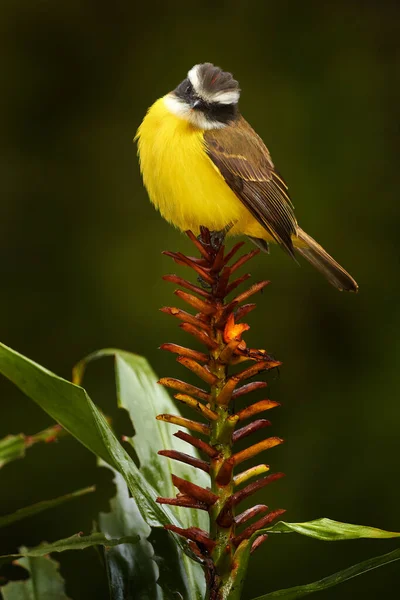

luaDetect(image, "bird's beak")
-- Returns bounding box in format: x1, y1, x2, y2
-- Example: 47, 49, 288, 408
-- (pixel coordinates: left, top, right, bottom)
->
192, 99, 202, 110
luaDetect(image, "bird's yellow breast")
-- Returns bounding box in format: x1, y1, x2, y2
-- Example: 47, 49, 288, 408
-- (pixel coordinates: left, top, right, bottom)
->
136, 97, 265, 237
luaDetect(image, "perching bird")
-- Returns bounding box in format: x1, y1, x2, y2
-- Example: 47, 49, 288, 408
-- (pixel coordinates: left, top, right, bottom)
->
136, 62, 358, 292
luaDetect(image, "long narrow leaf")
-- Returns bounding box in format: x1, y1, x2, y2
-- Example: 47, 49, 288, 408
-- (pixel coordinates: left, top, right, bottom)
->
0, 425, 67, 470
0, 486, 95, 529
263, 518, 400, 541
0, 532, 139, 563
251, 547, 400, 599
75, 349, 209, 530
76, 349, 208, 598
0, 342, 180, 533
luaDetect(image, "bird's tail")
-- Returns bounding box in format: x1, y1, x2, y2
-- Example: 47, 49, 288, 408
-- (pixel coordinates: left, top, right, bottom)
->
295, 227, 358, 292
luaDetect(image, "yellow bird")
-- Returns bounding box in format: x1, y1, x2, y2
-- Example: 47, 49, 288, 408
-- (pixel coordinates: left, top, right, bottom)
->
136, 62, 358, 292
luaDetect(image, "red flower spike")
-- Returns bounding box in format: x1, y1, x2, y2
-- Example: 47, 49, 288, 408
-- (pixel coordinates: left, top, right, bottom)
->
174, 393, 218, 421
162, 274, 211, 299
236, 400, 280, 421
216, 473, 286, 527
179, 322, 218, 349
158, 378, 210, 402
157, 496, 208, 510
176, 356, 219, 385
164, 525, 216, 553
232, 381, 268, 399
234, 302, 257, 321
214, 267, 231, 298
185, 230, 212, 260
160, 343, 209, 363
250, 534, 269, 554
162, 251, 199, 268
230, 280, 271, 305
232, 437, 284, 466
158, 229, 285, 600
216, 375, 241, 406
160, 306, 212, 332
224, 313, 250, 344
174, 290, 216, 315
218, 339, 242, 364
163, 251, 214, 283
236, 360, 281, 382
233, 419, 272, 443
210, 244, 226, 274
171, 474, 218, 506
174, 430, 219, 458
229, 249, 260, 275
233, 509, 287, 546
234, 464, 270, 487
158, 449, 210, 473
156, 414, 210, 436
222, 241, 245, 265
215, 457, 235, 486
225, 273, 252, 295
235, 505, 269, 527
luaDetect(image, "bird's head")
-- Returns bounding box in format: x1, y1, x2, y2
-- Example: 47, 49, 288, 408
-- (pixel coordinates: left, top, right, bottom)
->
165, 63, 240, 130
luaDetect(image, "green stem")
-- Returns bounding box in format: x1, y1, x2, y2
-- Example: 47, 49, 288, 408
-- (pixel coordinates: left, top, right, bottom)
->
25, 424, 67, 447
206, 320, 243, 599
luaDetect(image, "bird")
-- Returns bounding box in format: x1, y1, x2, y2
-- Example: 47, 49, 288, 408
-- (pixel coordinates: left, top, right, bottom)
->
136, 62, 358, 292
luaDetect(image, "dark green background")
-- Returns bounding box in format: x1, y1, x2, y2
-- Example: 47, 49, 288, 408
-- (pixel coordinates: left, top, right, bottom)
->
1, 1, 399, 598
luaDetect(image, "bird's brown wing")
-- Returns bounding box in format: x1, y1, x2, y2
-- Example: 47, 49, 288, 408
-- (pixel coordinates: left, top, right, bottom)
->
204, 116, 297, 256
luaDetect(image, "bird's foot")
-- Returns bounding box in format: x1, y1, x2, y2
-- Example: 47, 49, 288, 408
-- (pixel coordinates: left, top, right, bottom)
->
209, 229, 227, 251
198, 223, 235, 254
194, 223, 235, 291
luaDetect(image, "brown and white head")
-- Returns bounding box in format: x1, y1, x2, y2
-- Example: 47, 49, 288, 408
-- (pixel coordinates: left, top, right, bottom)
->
164, 62, 241, 129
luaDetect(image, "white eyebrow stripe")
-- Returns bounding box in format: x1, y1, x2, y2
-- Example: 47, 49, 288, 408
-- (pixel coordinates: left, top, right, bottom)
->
211, 90, 240, 105
188, 65, 202, 92
187, 64, 240, 105
163, 94, 227, 130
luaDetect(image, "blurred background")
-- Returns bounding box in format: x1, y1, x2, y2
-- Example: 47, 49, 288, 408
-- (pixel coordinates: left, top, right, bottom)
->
0, 0, 399, 598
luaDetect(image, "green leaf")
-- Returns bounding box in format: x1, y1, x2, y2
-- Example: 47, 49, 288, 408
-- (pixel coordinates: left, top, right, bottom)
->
0, 341, 181, 532
0, 532, 139, 563
74, 349, 209, 524
76, 349, 208, 598
1, 554, 71, 600
148, 527, 195, 599
0, 434, 25, 469
99, 465, 200, 600
263, 518, 400, 541
0, 486, 95, 529
234, 518, 400, 598
99, 465, 163, 600
251, 547, 400, 599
